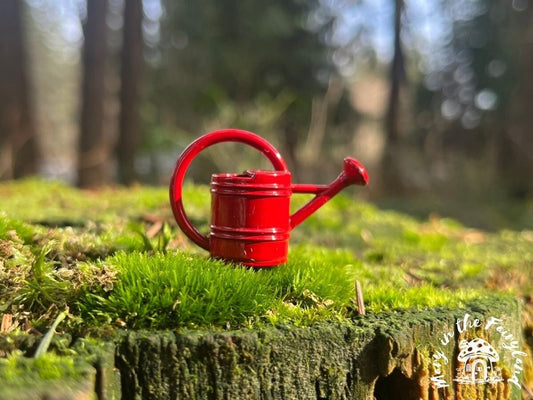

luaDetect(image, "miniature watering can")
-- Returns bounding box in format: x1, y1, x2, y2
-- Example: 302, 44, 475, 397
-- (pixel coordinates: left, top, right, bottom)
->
169, 129, 368, 267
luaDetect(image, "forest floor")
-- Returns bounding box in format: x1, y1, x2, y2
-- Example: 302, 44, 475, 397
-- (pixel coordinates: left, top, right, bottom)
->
0, 179, 532, 397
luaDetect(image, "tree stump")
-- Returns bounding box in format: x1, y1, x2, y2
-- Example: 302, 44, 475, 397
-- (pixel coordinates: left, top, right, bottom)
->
113, 298, 525, 400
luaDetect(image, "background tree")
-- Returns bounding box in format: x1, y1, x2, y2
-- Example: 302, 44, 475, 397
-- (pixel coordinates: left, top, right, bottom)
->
381, 0, 407, 194
496, 1, 533, 200
77, 0, 109, 188
116, 0, 144, 185
0, 0, 38, 180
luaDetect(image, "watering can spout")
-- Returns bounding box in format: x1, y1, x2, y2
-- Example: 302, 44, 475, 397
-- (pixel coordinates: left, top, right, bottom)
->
290, 157, 368, 229
341, 157, 369, 186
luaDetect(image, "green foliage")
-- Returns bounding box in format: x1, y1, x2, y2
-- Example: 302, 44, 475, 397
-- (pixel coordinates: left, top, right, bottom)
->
14, 246, 69, 311
144, 0, 346, 174
34, 308, 69, 358
129, 221, 173, 253
152, 0, 332, 117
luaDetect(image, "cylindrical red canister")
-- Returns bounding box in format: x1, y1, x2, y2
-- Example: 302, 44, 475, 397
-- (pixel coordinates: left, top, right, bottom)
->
209, 170, 292, 267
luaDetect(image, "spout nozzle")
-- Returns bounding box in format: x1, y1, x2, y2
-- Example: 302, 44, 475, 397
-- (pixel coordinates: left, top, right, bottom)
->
342, 157, 369, 186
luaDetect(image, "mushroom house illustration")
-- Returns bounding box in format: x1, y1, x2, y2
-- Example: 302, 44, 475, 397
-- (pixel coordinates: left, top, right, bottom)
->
454, 338, 503, 384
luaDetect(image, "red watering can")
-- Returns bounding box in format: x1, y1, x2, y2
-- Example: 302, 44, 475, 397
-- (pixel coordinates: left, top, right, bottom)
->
169, 129, 368, 267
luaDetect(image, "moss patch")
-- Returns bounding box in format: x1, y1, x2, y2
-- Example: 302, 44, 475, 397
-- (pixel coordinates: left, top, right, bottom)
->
0, 351, 94, 399
0, 179, 531, 332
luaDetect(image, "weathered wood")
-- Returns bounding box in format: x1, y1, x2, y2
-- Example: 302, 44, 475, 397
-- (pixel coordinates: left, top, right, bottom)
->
114, 299, 524, 400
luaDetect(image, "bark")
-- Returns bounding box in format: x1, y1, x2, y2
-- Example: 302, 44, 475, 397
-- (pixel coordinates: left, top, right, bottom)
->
116, 0, 144, 185
77, 0, 109, 188
0, 0, 38, 180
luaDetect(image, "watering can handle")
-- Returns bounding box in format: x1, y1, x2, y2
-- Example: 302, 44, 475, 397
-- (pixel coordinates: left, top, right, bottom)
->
169, 129, 289, 250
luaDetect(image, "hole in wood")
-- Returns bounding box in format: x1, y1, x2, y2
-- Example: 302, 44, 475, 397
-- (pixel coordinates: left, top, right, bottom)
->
373, 368, 420, 400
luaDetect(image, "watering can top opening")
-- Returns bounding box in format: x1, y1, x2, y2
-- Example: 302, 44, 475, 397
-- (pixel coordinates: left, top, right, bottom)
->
212, 169, 292, 188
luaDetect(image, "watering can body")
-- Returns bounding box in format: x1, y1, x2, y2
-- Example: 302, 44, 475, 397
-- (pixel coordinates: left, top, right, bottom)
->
210, 170, 292, 266
169, 129, 368, 267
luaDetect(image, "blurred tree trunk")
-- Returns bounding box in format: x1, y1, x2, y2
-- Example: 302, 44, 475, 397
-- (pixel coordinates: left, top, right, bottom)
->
381, 0, 406, 194
78, 0, 108, 188
116, 0, 144, 185
0, 0, 38, 180
499, 11, 533, 200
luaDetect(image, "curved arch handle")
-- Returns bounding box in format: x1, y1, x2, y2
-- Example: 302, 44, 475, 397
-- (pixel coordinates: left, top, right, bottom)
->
169, 129, 289, 250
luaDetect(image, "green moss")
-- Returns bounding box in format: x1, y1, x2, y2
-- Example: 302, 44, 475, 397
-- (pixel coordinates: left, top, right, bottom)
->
0, 178, 531, 332
72, 243, 517, 331
77, 247, 358, 330
0, 350, 95, 400
0, 351, 87, 385
0, 178, 170, 224
78, 251, 275, 329
0, 217, 44, 244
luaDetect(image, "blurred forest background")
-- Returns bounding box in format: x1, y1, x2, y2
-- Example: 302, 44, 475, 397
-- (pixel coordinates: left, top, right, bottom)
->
0, 0, 532, 230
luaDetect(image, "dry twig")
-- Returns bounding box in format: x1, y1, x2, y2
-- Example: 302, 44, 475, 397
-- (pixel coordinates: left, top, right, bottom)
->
355, 281, 366, 316
1, 314, 15, 333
